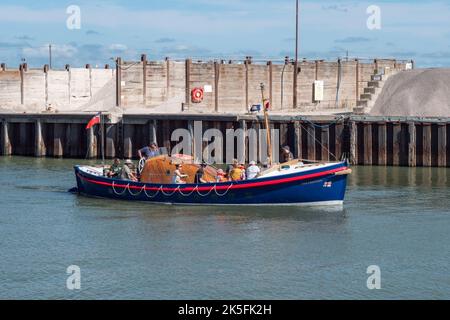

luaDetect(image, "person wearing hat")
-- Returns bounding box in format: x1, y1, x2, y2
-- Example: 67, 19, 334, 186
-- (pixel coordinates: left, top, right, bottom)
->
246, 161, 261, 180
194, 163, 208, 184
121, 159, 138, 181
215, 169, 227, 183
281, 145, 294, 163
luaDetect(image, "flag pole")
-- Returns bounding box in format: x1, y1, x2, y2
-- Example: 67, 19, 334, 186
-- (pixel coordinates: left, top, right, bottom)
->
100, 112, 105, 165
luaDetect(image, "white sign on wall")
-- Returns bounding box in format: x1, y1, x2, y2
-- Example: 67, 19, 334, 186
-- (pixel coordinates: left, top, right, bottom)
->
204, 85, 213, 93
314, 80, 324, 101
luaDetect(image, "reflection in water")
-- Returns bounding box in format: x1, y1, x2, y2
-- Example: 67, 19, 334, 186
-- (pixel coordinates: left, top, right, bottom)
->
1, 157, 450, 299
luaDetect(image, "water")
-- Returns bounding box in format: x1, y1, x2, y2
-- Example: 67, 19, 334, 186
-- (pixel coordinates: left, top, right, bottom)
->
1, 157, 450, 300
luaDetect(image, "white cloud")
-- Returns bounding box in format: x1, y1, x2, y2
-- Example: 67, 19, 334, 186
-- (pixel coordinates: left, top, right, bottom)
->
22, 44, 77, 58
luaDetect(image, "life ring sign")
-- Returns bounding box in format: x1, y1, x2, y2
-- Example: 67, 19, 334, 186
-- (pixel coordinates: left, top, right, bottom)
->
191, 87, 204, 103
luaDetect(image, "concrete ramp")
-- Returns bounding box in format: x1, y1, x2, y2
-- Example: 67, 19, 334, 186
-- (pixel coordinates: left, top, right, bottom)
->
370, 68, 450, 117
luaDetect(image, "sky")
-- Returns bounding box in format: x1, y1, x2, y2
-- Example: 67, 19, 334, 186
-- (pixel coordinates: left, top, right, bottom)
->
0, 0, 449, 68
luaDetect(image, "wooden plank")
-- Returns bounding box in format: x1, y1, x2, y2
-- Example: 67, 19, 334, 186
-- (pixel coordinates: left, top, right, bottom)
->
408, 122, 416, 167
105, 124, 116, 159
123, 124, 133, 159
378, 123, 387, 166
423, 123, 432, 167
364, 123, 372, 165
438, 123, 447, 167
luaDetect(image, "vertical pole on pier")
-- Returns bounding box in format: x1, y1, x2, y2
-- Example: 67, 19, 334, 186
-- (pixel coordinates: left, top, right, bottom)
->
141, 54, 147, 105
245, 59, 249, 112
378, 122, 387, 166
422, 123, 432, 167
214, 61, 220, 112
408, 122, 416, 167
268, 61, 273, 109
87, 126, 97, 159
53, 123, 64, 158
239, 120, 247, 163
364, 122, 372, 165
20, 64, 25, 105
349, 121, 357, 165
321, 127, 330, 162
355, 59, 360, 103
1, 121, 11, 156
148, 120, 158, 146
185, 59, 191, 109
438, 123, 447, 167
35, 120, 46, 157
335, 122, 344, 161
294, 121, 302, 159
392, 123, 401, 166
307, 124, 316, 161
116, 57, 122, 108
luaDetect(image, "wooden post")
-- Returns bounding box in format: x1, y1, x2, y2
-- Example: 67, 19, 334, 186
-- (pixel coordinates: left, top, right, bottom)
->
53, 123, 64, 158
239, 120, 247, 163
321, 127, 330, 161
349, 121, 357, 165
293, 61, 298, 109
141, 54, 147, 105
423, 123, 432, 167
123, 124, 133, 159
307, 124, 316, 160
363, 123, 372, 165
393, 123, 401, 166
116, 57, 122, 108
438, 123, 447, 167
214, 61, 219, 112
335, 122, 344, 161
35, 120, 46, 157
294, 121, 302, 159
149, 120, 158, 146
1, 121, 11, 156
378, 122, 387, 166
355, 59, 359, 102
245, 60, 249, 111
87, 126, 97, 159
185, 59, 191, 109
408, 122, 416, 167
105, 124, 116, 159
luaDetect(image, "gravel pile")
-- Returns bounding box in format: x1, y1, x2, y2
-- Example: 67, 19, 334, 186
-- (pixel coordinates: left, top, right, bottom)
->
370, 68, 450, 117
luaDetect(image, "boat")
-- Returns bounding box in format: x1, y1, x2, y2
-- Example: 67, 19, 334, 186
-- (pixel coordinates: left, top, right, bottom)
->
73, 157, 351, 206
74, 84, 351, 206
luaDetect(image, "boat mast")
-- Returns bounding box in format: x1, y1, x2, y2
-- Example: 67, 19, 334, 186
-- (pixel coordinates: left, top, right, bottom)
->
260, 83, 272, 166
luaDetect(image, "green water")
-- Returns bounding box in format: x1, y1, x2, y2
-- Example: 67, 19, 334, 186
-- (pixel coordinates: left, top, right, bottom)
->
0, 157, 449, 299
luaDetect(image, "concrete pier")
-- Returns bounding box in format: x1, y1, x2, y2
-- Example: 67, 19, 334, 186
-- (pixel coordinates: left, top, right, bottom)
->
0, 113, 450, 168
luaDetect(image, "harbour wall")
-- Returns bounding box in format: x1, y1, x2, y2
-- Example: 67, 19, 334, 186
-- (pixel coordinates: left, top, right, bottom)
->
1, 113, 449, 167
0, 57, 411, 113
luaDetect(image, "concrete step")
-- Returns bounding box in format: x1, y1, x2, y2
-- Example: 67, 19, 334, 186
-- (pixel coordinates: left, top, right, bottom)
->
360, 93, 372, 100
357, 100, 369, 107
368, 81, 381, 88
364, 87, 377, 94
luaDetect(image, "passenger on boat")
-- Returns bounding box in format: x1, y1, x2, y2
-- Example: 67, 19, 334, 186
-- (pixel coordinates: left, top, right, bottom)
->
246, 161, 261, 180
281, 145, 294, 163
226, 159, 238, 179
121, 159, 138, 182
106, 158, 122, 178
229, 163, 243, 181
239, 164, 247, 180
194, 163, 208, 184
215, 169, 227, 183
172, 164, 188, 184
138, 142, 161, 160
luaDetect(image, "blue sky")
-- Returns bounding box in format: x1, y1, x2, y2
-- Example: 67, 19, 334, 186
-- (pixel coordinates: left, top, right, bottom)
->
0, 0, 449, 68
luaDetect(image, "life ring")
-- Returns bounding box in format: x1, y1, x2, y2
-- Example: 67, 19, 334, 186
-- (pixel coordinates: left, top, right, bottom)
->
191, 88, 204, 103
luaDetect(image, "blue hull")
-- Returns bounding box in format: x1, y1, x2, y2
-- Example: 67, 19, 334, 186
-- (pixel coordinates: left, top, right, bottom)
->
74, 162, 349, 206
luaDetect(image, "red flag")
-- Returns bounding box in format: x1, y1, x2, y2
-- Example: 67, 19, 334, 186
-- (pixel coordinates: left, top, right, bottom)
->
86, 113, 101, 129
